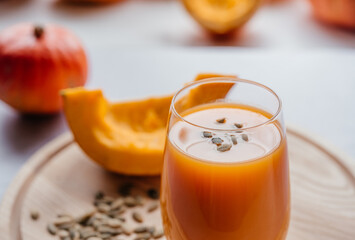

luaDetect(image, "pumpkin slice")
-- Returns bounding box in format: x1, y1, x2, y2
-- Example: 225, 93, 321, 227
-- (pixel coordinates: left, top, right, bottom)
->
62, 74, 236, 175
181, 0, 261, 34
176, 73, 236, 111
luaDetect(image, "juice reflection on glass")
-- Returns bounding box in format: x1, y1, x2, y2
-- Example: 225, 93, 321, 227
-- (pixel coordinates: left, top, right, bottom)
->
161, 78, 290, 240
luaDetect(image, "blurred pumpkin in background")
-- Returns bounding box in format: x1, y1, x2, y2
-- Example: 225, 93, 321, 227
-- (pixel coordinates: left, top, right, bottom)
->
0, 23, 88, 114
181, 0, 261, 35
309, 0, 355, 28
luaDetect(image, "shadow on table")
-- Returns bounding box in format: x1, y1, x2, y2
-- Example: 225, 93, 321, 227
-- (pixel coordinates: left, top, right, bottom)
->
316, 24, 355, 47
164, 27, 264, 47
0, 0, 30, 17
306, 15, 355, 48
0, 0, 127, 18
2, 113, 66, 155
52, 0, 126, 15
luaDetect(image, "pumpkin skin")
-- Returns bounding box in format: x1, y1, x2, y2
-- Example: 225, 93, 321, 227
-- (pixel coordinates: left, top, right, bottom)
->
0, 23, 88, 114
309, 0, 355, 29
61, 74, 236, 176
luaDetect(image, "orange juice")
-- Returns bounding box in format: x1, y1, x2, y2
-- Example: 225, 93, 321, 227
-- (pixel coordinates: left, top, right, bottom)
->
161, 103, 290, 240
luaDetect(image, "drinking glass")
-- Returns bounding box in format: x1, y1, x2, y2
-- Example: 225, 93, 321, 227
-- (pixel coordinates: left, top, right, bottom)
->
160, 78, 290, 240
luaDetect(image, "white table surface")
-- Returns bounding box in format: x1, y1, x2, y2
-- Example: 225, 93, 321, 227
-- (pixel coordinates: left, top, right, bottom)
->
0, 0, 354, 200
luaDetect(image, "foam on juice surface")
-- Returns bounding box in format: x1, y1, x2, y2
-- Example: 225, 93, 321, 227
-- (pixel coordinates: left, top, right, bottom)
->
169, 104, 282, 163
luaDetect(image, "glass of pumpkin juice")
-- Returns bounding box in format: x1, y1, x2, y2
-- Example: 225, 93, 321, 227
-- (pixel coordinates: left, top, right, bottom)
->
161, 78, 290, 240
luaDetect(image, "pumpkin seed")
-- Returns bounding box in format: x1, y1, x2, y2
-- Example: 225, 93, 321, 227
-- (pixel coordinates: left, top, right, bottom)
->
121, 223, 132, 235
54, 216, 73, 226
147, 188, 159, 199
73, 223, 81, 230
147, 202, 159, 212
134, 226, 148, 233
211, 137, 223, 146
98, 233, 112, 239
92, 219, 103, 229
93, 200, 100, 207
231, 135, 238, 145
80, 230, 97, 239
217, 143, 232, 152
72, 235, 80, 240
30, 210, 39, 220
110, 198, 124, 210
132, 212, 143, 223
107, 209, 120, 218
95, 191, 104, 200
58, 225, 72, 231
97, 226, 121, 235
148, 226, 156, 234
117, 216, 126, 222
242, 134, 249, 142
202, 131, 213, 138
107, 218, 122, 228
45, 182, 167, 240
216, 118, 226, 123
84, 216, 96, 227
97, 203, 110, 213
57, 214, 73, 220
96, 213, 109, 220
47, 223, 57, 235
99, 196, 114, 205
117, 207, 126, 215
57, 229, 69, 238
87, 237, 102, 240
152, 228, 164, 238
76, 210, 96, 225
234, 123, 243, 128
69, 228, 80, 239
57, 222, 74, 230
81, 226, 95, 232
134, 233, 151, 240
124, 196, 137, 207
135, 195, 144, 206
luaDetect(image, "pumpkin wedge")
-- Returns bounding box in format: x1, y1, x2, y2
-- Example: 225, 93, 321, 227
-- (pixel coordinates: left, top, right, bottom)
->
181, 0, 261, 35
62, 74, 236, 175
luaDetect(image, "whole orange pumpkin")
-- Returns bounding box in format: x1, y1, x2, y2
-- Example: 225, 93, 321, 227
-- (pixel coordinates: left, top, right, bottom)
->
309, 0, 355, 29
0, 23, 88, 114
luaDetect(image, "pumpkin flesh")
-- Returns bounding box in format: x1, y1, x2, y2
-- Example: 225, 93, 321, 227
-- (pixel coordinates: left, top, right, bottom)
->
62, 74, 237, 176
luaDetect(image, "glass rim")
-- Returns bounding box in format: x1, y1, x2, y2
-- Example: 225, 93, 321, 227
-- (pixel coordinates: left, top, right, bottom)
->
171, 77, 283, 132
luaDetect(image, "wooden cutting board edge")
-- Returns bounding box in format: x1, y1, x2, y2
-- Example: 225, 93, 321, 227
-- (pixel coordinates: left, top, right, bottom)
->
287, 124, 355, 181
0, 124, 354, 240
0, 133, 73, 240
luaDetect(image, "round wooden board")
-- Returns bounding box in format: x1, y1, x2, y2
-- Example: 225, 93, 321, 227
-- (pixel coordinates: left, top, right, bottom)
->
0, 125, 355, 240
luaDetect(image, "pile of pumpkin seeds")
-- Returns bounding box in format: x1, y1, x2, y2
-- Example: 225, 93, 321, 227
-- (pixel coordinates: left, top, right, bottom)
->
32, 183, 164, 240
202, 118, 250, 152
